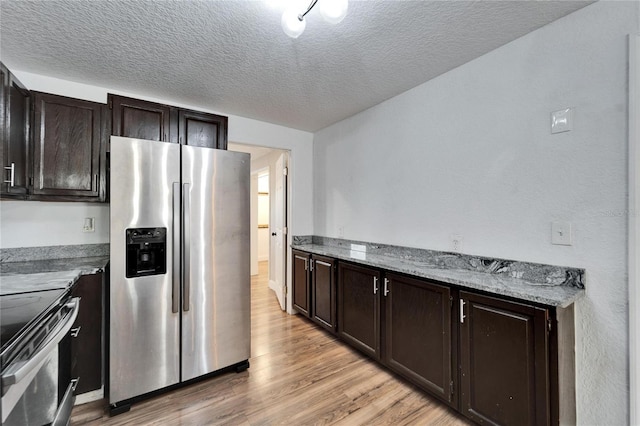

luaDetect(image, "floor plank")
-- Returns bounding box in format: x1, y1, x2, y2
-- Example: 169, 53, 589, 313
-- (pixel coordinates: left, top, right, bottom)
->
71, 261, 472, 425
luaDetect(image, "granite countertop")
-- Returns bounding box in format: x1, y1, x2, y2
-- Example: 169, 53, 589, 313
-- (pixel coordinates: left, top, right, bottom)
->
292, 239, 584, 308
0, 255, 109, 276
0, 244, 109, 295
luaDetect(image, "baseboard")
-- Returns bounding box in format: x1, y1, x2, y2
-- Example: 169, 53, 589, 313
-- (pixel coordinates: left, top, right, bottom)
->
268, 279, 277, 291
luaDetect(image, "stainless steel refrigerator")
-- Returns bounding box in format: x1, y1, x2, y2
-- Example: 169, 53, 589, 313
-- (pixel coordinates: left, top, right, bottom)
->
108, 136, 250, 410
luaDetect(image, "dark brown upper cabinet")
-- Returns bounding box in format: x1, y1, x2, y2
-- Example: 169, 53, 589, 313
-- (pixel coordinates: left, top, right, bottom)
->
1, 63, 30, 199
31, 92, 107, 201
338, 262, 381, 360
109, 94, 228, 150
179, 109, 227, 150
459, 291, 550, 426
109, 94, 175, 144
383, 273, 455, 407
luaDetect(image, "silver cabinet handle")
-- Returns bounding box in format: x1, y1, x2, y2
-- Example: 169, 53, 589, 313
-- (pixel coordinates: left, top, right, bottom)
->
383, 278, 390, 297
310, 259, 314, 272
304, 258, 308, 271
71, 326, 81, 338
4, 163, 15, 186
460, 299, 466, 323
373, 276, 378, 295
94, 174, 98, 192
182, 183, 191, 312
172, 182, 181, 314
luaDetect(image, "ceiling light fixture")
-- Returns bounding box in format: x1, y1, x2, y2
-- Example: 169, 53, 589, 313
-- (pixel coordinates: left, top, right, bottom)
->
281, 0, 348, 39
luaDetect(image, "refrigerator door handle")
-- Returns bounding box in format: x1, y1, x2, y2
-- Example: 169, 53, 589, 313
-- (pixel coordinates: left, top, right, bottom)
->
172, 182, 181, 314
182, 183, 191, 312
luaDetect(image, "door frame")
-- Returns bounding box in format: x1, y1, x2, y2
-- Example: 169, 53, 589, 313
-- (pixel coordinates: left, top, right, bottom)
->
629, 33, 640, 426
269, 151, 289, 311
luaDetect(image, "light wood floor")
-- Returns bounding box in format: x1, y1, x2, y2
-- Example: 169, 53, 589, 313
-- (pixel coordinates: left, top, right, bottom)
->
71, 262, 472, 425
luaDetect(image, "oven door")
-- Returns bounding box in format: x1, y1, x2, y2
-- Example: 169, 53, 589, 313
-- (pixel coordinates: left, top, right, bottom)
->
1, 297, 80, 426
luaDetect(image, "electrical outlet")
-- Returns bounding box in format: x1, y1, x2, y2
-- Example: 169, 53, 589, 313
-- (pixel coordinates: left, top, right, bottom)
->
83, 217, 95, 233
551, 108, 573, 134
450, 234, 463, 252
551, 221, 572, 245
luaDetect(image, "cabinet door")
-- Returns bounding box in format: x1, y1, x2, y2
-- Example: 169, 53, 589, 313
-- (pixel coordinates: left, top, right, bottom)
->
292, 250, 310, 316
110, 94, 174, 143
71, 272, 104, 395
0, 64, 5, 151
338, 262, 380, 359
32, 92, 104, 200
1, 64, 30, 198
311, 255, 336, 332
178, 109, 228, 150
459, 291, 550, 426
383, 274, 454, 405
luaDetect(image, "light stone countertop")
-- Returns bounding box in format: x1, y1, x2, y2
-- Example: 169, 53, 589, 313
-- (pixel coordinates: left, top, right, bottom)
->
291, 243, 584, 308
0, 255, 108, 295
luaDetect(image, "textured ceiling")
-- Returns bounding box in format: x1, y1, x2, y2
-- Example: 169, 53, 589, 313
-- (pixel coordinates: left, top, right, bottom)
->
0, 0, 593, 132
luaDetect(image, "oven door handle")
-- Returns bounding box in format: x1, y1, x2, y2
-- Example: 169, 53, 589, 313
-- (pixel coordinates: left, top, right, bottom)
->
1, 298, 80, 389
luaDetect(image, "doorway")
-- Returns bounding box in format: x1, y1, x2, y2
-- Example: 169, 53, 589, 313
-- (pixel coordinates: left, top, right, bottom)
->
228, 143, 290, 312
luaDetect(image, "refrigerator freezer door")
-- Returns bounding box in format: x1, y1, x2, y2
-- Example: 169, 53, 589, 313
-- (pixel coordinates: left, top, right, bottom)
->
109, 137, 181, 403
181, 146, 251, 381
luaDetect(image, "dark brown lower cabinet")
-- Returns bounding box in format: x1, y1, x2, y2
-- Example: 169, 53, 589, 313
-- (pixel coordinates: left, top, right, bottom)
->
292, 250, 310, 316
383, 273, 455, 406
311, 255, 336, 332
71, 272, 104, 394
294, 250, 569, 425
459, 291, 550, 426
338, 262, 381, 359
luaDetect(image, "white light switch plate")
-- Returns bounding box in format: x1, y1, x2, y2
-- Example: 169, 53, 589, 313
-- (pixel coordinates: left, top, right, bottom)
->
551, 221, 572, 245
551, 108, 573, 134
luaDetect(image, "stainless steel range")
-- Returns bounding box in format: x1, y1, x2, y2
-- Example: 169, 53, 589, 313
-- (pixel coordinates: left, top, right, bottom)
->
1, 288, 80, 426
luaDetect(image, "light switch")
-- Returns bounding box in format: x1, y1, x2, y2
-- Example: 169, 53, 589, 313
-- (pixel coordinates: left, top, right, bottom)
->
551, 221, 572, 245
551, 108, 573, 134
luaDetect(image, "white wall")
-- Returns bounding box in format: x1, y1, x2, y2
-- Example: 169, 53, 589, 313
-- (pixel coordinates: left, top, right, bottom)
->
629, 34, 640, 426
0, 201, 109, 247
313, 2, 638, 424
0, 72, 314, 282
